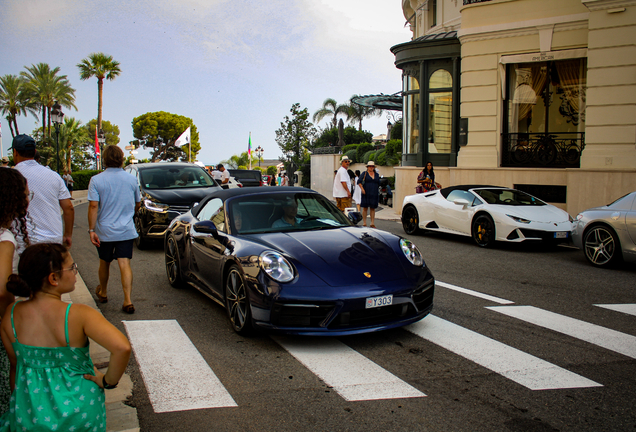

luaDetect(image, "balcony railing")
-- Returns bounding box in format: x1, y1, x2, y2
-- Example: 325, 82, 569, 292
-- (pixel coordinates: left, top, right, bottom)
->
501, 133, 585, 168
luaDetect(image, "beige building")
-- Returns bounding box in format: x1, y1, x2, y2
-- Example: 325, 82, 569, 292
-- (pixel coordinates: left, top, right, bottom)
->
389, 0, 636, 216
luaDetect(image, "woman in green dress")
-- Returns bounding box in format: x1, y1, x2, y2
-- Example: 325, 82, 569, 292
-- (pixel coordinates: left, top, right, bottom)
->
0, 243, 131, 431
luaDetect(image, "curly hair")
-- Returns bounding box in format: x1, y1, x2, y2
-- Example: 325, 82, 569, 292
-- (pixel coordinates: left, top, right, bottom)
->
6, 243, 67, 297
0, 169, 30, 245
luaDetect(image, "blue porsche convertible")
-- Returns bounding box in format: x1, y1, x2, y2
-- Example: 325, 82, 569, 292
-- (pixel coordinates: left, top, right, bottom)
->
164, 187, 435, 336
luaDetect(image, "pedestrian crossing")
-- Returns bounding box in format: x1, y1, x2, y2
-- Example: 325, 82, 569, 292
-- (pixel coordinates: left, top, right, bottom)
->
124, 282, 635, 413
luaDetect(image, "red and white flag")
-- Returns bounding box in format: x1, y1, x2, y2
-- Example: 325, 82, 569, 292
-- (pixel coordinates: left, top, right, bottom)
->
95, 126, 100, 156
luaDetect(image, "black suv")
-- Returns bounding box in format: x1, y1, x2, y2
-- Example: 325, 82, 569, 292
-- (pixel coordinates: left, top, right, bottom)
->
125, 162, 220, 248
228, 169, 263, 187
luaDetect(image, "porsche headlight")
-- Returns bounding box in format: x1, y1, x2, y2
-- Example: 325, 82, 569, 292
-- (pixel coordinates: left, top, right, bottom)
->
400, 239, 424, 267
507, 214, 531, 224
144, 199, 169, 212
260, 251, 294, 283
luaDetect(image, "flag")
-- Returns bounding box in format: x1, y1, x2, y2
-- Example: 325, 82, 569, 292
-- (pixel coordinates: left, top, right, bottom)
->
248, 133, 252, 158
95, 126, 100, 156
175, 127, 191, 147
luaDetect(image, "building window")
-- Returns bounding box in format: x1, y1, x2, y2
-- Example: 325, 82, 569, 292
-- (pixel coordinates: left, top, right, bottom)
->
428, 69, 452, 154
429, 0, 437, 28
502, 58, 586, 168
403, 74, 420, 154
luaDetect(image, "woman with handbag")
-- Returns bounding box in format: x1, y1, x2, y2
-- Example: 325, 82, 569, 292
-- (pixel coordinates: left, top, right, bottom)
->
357, 161, 380, 228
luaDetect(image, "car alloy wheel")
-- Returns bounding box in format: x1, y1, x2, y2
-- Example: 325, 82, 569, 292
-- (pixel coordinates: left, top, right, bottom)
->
402, 205, 421, 235
134, 217, 147, 250
583, 225, 620, 267
472, 214, 495, 247
225, 265, 252, 334
165, 234, 184, 288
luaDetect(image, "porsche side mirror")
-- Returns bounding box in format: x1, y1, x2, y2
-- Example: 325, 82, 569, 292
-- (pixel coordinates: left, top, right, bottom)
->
193, 220, 218, 237
347, 211, 363, 225
453, 198, 470, 208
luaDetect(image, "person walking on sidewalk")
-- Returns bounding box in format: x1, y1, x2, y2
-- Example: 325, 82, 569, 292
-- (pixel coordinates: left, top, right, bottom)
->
62, 169, 75, 199
357, 161, 380, 227
87, 145, 141, 314
332, 156, 352, 211
11, 134, 74, 250
0, 243, 131, 432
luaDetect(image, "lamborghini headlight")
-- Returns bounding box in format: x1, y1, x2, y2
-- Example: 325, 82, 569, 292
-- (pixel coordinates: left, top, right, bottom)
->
260, 251, 294, 283
400, 238, 424, 267
507, 214, 531, 224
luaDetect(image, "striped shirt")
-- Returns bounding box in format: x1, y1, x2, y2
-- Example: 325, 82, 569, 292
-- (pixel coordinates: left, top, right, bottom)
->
15, 160, 71, 245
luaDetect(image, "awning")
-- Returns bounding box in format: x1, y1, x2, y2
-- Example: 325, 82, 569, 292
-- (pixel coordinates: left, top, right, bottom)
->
351, 93, 402, 111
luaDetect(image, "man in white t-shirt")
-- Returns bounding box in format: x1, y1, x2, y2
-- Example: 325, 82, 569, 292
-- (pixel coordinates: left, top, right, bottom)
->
216, 164, 230, 188
11, 134, 74, 248
332, 156, 352, 211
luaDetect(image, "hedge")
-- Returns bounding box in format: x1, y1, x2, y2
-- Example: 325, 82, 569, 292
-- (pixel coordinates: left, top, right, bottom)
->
72, 170, 102, 190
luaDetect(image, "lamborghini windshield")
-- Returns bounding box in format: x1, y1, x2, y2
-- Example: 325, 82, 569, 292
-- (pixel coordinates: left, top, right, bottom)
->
475, 189, 546, 206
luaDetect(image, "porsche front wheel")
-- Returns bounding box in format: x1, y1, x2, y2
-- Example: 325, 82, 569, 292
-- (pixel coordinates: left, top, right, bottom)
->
472, 214, 496, 248
402, 205, 421, 235
225, 265, 253, 335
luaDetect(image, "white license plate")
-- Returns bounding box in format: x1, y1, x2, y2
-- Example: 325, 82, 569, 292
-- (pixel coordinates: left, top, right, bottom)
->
554, 231, 568, 239
366, 294, 393, 309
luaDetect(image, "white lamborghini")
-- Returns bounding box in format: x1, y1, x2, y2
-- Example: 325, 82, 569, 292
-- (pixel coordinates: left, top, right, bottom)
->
401, 185, 574, 247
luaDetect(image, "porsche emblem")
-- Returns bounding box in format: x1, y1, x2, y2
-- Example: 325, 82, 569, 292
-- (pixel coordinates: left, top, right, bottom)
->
364, 272, 371, 278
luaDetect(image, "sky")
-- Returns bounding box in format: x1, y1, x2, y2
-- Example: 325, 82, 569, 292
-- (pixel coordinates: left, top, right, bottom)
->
0, 0, 411, 165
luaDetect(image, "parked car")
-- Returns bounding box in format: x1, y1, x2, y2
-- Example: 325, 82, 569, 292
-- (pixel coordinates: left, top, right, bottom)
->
572, 191, 636, 268
124, 162, 221, 249
262, 174, 272, 186
228, 169, 263, 187
402, 185, 573, 247
164, 187, 434, 335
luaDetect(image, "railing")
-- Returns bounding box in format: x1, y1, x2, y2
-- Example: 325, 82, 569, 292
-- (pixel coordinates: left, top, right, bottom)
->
501, 133, 585, 168
463, 0, 492, 4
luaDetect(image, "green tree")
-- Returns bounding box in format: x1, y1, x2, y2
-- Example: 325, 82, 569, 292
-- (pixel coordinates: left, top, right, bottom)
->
345, 94, 383, 131
275, 103, 316, 179
132, 111, 200, 162
0, 74, 38, 137
312, 98, 347, 129
21, 63, 76, 138
314, 125, 373, 148
77, 53, 121, 133
59, 117, 89, 172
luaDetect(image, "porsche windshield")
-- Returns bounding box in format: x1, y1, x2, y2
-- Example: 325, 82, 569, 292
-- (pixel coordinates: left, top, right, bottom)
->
475, 189, 546, 206
228, 192, 351, 234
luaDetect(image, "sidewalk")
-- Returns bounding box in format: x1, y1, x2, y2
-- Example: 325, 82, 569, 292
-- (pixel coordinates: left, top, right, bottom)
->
66, 190, 140, 432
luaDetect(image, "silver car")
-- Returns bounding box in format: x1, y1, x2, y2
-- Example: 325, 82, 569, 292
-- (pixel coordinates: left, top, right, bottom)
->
572, 191, 636, 267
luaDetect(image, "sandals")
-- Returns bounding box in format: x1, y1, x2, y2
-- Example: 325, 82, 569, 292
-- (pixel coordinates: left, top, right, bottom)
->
122, 304, 135, 314
370, 224, 376, 228
95, 285, 108, 303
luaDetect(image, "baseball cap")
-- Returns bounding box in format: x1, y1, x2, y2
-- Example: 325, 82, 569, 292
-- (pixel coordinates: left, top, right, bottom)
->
9, 134, 36, 152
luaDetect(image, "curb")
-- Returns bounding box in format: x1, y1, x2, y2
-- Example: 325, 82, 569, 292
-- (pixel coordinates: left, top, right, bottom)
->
68, 190, 140, 432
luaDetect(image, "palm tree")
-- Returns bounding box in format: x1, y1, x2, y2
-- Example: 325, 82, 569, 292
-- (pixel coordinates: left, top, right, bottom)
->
0, 74, 38, 137
20, 63, 76, 138
345, 94, 383, 131
77, 53, 121, 132
313, 98, 347, 129
59, 117, 88, 172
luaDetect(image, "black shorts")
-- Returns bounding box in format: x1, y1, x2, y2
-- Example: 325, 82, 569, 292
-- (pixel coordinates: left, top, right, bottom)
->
67, 184, 73, 192
96, 239, 134, 263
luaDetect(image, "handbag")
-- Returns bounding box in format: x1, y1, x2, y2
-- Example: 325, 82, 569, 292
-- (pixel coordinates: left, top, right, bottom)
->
415, 185, 424, 194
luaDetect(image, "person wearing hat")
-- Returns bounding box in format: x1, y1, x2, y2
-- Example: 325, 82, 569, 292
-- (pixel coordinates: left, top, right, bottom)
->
357, 161, 380, 227
332, 155, 352, 211
0, 157, 9, 168
11, 134, 74, 248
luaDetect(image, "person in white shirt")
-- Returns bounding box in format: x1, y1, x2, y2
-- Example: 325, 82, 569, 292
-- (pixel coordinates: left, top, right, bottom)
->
332, 156, 352, 211
216, 164, 230, 188
11, 134, 74, 249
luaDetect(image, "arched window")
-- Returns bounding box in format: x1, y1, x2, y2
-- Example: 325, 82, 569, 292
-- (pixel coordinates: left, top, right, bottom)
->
428, 69, 453, 154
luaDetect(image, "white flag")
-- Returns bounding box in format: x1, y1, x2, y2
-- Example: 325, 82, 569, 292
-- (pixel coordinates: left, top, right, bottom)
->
175, 127, 191, 147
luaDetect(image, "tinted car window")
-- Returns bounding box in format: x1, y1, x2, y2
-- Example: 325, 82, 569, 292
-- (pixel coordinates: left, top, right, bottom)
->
139, 166, 216, 189
446, 190, 475, 204
197, 198, 226, 232
228, 170, 262, 187
476, 189, 546, 206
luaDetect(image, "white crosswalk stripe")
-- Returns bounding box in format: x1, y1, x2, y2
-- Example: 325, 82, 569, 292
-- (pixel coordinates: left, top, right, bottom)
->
272, 336, 426, 401
123, 320, 237, 413
594, 303, 636, 317
405, 315, 601, 390
486, 305, 636, 360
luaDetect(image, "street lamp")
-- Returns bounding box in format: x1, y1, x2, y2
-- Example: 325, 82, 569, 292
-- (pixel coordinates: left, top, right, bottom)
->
50, 101, 64, 174
97, 129, 105, 169
254, 145, 264, 167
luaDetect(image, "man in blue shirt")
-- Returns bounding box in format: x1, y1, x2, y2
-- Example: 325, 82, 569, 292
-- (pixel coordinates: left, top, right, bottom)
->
87, 145, 141, 314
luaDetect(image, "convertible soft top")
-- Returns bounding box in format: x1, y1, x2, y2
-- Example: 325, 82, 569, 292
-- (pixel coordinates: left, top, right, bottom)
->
439, 185, 502, 199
